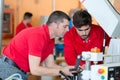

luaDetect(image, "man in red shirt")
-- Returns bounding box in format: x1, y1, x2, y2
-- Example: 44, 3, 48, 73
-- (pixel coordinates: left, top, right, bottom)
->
64, 10, 110, 68
16, 12, 33, 35
0, 11, 74, 80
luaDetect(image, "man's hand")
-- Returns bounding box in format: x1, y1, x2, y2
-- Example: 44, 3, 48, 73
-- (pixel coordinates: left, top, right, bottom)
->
61, 66, 74, 76
81, 64, 85, 70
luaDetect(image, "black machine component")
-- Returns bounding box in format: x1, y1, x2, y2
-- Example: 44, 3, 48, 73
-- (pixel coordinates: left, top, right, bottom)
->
108, 66, 120, 80
59, 71, 71, 80
59, 55, 83, 80
69, 55, 82, 72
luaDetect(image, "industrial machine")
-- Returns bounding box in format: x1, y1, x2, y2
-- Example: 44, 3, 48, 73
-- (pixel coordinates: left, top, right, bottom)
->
81, 51, 120, 80
60, 51, 120, 80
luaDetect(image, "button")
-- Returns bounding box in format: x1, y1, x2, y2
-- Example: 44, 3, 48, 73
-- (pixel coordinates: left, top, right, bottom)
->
101, 75, 105, 79
98, 69, 104, 74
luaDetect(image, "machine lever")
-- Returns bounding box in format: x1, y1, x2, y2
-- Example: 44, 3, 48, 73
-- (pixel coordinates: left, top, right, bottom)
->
59, 71, 71, 80
70, 55, 82, 72
75, 55, 82, 69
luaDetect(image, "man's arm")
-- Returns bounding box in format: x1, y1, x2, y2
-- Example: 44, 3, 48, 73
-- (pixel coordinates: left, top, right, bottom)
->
29, 54, 74, 76
44, 54, 63, 68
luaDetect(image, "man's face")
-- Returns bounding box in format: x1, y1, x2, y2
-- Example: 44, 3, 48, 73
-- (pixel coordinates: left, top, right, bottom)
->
76, 25, 91, 40
55, 19, 69, 37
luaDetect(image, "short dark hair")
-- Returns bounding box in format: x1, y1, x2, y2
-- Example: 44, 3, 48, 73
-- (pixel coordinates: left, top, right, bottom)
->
46, 11, 70, 25
73, 10, 92, 28
23, 12, 33, 20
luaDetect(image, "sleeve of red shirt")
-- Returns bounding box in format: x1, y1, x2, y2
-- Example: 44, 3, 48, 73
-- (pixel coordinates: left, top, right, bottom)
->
28, 34, 44, 57
93, 25, 111, 47
98, 25, 111, 46
105, 33, 111, 46
64, 33, 77, 66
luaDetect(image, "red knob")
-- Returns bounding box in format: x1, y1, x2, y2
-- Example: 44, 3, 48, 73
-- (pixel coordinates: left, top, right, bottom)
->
98, 69, 104, 74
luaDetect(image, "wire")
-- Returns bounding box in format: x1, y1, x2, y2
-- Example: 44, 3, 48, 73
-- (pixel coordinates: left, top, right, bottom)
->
5, 73, 23, 80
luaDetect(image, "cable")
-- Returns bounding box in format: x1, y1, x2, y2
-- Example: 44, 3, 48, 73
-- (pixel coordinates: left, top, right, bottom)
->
5, 73, 23, 80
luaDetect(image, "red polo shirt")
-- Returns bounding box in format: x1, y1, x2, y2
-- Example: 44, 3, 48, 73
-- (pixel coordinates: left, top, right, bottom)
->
64, 24, 110, 66
16, 21, 32, 35
3, 24, 54, 72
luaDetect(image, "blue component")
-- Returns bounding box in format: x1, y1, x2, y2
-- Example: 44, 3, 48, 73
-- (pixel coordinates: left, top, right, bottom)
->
101, 75, 105, 80
69, 19, 73, 29
55, 44, 64, 53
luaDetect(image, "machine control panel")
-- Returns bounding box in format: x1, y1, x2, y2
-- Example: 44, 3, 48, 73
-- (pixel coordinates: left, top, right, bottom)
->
91, 63, 120, 80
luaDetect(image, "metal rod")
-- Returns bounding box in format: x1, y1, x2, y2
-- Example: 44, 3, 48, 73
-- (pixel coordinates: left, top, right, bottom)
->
0, 0, 4, 54
85, 60, 91, 70
69, 55, 82, 72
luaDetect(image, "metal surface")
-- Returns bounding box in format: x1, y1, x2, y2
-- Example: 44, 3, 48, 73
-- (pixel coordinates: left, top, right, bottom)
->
0, 0, 4, 54
85, 60, 91, 70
